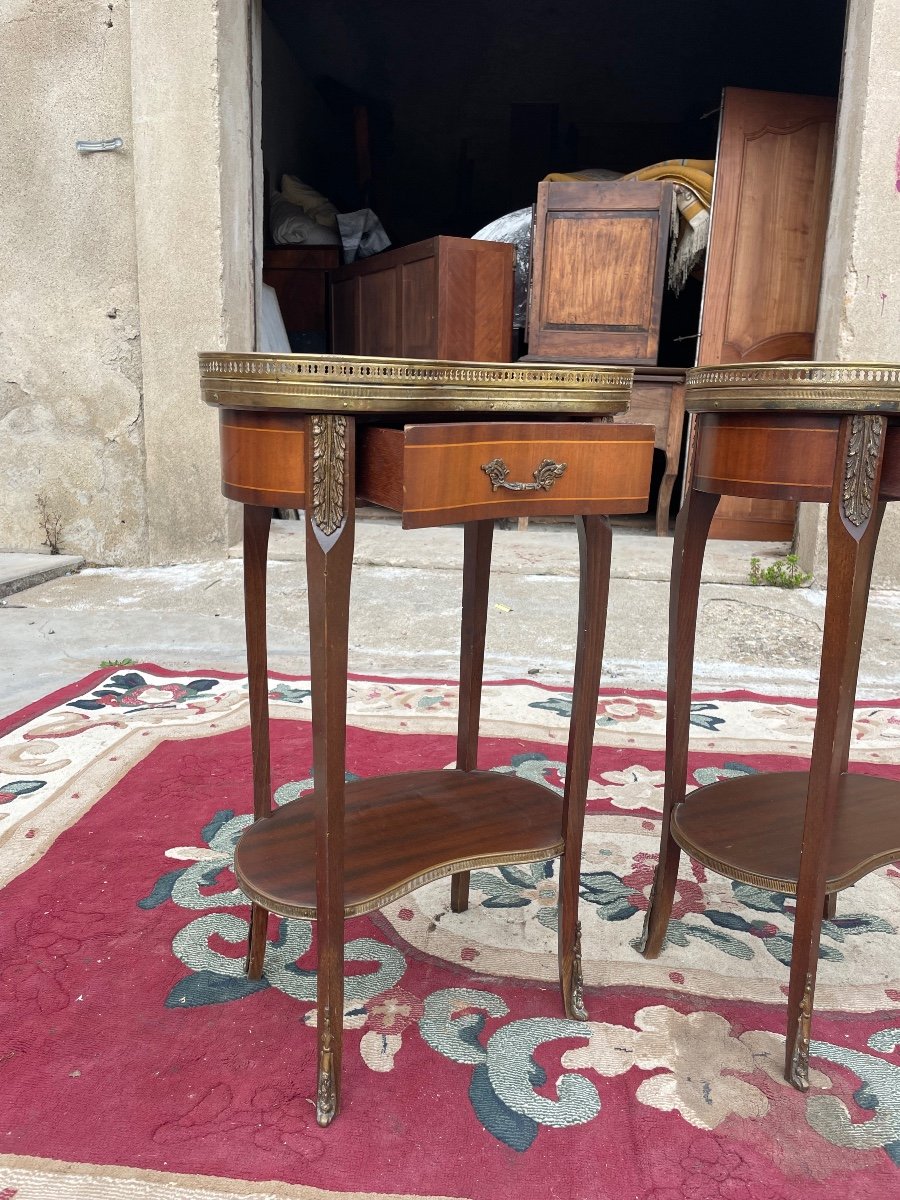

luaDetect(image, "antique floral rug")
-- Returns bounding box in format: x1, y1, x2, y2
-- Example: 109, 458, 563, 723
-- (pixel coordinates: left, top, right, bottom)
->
2, 665, 900, 1200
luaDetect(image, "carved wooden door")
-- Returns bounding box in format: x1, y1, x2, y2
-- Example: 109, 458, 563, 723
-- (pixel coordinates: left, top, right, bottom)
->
698, 87, 837, 540
526, 180, 673, 364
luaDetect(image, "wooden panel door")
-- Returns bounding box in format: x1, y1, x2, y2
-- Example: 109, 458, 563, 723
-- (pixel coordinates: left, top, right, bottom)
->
699, 87, 836, 540
526, 180, 673, 364
400, 256, 437, 358
358, 269, 401, 357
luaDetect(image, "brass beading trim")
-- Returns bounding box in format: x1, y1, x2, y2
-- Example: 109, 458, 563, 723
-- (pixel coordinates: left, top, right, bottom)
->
200, 353, 632, 413
686, 362, 900, 412
234, 841, 566, 921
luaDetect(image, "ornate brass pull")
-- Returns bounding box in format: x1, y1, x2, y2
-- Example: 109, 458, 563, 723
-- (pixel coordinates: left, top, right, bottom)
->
481, 457, 568, 492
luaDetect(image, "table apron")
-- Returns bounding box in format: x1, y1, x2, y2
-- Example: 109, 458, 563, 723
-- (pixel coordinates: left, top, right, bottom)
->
692, 412, 839, 501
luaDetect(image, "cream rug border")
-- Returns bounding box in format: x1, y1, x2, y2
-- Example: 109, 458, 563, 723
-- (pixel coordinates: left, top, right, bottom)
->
0, 1153, 467, 1200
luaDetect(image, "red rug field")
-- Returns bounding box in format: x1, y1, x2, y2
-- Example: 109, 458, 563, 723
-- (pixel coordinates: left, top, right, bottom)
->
1, 666, 900, 1200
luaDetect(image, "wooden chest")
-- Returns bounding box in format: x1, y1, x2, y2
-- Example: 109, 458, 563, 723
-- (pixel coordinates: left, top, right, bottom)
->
330, 236, 515, 362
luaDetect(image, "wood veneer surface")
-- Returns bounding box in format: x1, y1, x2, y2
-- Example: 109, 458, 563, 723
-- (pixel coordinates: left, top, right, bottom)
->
234, 769, 565, 917
357, 421, 655, 526
526, 180, 672, 364
672, 771, 900, 892
693, 413, 839, 501
219, 409, 305, 506
330, 236, 514, 362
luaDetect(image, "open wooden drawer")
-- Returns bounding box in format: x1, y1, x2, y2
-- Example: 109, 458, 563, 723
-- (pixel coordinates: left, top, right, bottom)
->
357, 420, 655, 528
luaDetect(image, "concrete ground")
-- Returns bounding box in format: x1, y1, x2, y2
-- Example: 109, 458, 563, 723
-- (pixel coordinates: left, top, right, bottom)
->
2, 515, 900, 720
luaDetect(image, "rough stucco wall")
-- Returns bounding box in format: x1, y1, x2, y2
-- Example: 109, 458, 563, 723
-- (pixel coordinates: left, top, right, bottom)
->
800, 0, 900, 586
0, 0, 147, 564
130, 1, 254, 564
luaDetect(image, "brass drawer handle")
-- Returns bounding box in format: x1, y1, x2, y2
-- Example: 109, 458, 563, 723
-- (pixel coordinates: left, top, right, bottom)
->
481, 457, 568, 492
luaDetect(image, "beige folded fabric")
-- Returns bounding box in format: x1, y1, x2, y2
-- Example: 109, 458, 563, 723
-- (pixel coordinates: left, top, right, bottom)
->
280, 174, 339, 229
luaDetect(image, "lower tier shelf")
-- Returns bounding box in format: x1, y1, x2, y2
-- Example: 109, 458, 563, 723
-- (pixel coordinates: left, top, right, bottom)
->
234, 768, 565, 918
672, 770, 900, 893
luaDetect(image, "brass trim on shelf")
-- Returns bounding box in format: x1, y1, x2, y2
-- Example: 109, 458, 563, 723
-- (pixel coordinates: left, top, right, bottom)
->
200, 352, 633, 414
669, 836, 798, 893
685, 362, 900, 413
669, 825, 900, 896
234, 842, 566, 921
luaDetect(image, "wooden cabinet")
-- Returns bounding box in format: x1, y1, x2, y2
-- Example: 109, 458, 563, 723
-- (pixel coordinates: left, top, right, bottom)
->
698, 87, 837, 540
525, 180, 673, 365
330, 236, 515, 362
262, 246, 340, 352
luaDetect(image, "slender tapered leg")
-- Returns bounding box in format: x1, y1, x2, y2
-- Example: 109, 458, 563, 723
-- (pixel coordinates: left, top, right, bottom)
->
823, 893, 837, 920
243, 504, 273, 980
557, 515, 612, 1019
451, 520, 494, 913
785, 417, 886, 1088
305, 414, 356, 1126
638, 486, 720, 957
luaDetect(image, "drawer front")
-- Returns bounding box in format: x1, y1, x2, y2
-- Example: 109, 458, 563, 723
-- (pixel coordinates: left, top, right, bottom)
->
358, 421, 654, 528
692, 413, 839, 501
219, 409, 305, 506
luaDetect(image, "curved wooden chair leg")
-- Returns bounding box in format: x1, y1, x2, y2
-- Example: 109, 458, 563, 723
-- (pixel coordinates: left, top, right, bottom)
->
639, 488, 720, 959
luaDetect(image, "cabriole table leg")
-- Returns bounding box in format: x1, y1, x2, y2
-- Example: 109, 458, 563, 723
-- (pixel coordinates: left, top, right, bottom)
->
558, 515, 612, 1019
305, 414, 356, 1126
243, 504, 274, 979
639, 487, 720, 958
451, 519, 494, 914
784, 417, 886, 1088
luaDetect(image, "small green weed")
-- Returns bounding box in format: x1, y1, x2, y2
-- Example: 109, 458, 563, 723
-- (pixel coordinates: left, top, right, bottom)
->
100, 658, 136, 667
748, 554, 812, 588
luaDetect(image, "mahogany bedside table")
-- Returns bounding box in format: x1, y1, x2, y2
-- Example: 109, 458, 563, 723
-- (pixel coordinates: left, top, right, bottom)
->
200, 352, 654, 1124
638, 362, 900, 1091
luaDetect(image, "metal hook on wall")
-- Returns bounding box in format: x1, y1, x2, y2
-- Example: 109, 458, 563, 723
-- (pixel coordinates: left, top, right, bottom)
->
75, 137, 124, 153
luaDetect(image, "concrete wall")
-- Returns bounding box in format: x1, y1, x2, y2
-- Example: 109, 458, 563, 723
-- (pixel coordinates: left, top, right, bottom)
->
800, 0, 900, 586
0, 0, 147, 564
130, 0, 254, 563
0, 0, 255, 566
